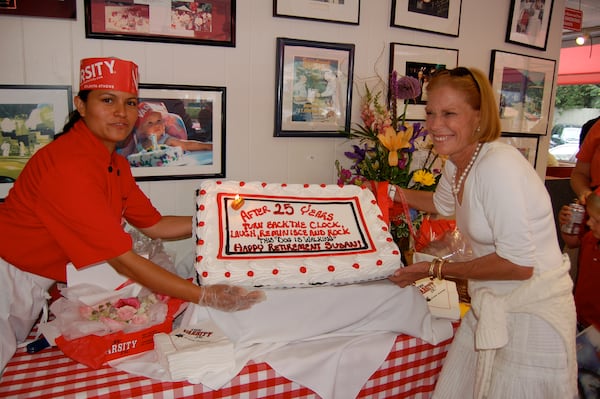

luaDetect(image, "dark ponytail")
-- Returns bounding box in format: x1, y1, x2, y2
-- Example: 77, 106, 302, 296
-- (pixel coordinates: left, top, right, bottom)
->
54, 91, 90, 139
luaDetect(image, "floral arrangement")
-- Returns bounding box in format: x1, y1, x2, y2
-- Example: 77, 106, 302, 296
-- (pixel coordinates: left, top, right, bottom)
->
79, 292, 170, 332
336, 71, 444, 245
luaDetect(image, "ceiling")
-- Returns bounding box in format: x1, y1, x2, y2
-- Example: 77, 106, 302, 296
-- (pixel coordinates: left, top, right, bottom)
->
562, 0, 600, 47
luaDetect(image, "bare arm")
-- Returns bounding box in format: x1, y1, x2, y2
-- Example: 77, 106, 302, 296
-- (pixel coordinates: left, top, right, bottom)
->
138, 215, 192, 240
109, 250, 201, 301
166, 137, 213, 152
570, 161, 593, 204
392, 185, 437, 214
108, 250, 265, 310
389, 252, 533, 288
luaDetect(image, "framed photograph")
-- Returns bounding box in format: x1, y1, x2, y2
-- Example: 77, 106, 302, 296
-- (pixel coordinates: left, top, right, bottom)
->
0, 0, 76, 19
275, 37, 355, 137
0, 85, 72, 199
117, 84, 225, 181
506, 0, 554, 50
490, 50, 555, 135
273, 0, 360, 25
498, 134, 539, 167
84, 0, 235, 47
390, 43, 459, 120
391, 0, 462, 37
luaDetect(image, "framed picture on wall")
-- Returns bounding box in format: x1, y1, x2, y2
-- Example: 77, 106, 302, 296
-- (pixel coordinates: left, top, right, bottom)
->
0, 85, 73, 199
498, 134, 539, 167
391, 0, 462, 37
84, 0, 235, 47
0, 0, 76, 18
390, 42, 458, 120
275, 37, 355, 137
118, 84, 226, 181
506, 0, 554, 51
273, 0, 360, 25
490, 50, 556, 135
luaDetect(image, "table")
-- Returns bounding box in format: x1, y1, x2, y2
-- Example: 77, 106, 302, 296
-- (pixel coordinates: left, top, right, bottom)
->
0, 329, 455, 399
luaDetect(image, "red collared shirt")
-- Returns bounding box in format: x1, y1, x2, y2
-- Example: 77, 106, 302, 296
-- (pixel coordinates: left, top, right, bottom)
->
0, 120, 161, 281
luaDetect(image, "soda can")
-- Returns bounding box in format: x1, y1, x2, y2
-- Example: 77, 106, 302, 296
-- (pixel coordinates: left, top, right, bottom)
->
561, 203, 586, 235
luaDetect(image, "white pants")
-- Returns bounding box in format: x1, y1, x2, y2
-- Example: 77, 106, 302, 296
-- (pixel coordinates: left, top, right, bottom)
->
0, 258, 54, 374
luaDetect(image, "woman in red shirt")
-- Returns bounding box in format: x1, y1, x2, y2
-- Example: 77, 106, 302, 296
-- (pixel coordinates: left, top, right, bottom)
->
0, 57, 264, 373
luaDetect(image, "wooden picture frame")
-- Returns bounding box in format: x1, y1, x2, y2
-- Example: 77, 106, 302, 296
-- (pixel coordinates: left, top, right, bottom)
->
0, 85, 72, 199
490, 50, 556, 135
275, 37, 355, 137
506, 0, 554, 51
498, 134, 539, 167
273, 0, 360, 25
117, 84, 226, 181
391, 0, 462, 37
84, 0, 235, 47
390, 42, 459, 120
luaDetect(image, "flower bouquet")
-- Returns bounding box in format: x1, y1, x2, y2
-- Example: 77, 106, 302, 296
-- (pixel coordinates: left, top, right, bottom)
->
336, 71, 444, 252
50, 284, 186, 369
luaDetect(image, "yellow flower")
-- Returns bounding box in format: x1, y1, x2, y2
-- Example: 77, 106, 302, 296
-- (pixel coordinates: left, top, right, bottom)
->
377, 126, 411, 166
413, 169, 436, 186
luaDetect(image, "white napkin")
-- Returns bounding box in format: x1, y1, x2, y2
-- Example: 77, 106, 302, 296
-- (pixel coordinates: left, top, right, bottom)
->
154, 320, 236, 380
113, 280, 454, 398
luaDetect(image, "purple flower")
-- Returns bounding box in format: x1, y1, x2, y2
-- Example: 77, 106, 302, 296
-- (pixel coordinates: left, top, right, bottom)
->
344, 144, 368, 162
391, 75, 421, 101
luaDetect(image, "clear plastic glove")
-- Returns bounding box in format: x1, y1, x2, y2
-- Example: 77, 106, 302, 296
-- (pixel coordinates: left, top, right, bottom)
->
198, 284, 266, 312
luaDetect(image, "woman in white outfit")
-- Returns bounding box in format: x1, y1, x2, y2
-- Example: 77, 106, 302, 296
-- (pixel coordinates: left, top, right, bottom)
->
384, 67, 577, 399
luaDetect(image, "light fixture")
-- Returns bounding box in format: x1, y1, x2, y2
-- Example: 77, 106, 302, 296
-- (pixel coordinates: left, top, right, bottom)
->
576, 32, 590, 46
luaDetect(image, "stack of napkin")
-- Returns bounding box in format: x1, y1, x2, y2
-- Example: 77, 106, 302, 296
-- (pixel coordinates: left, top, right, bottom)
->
153, 319, 235, 380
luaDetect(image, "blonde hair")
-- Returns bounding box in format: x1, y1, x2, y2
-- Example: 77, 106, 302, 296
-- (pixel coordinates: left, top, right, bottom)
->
427, 67, 501, 142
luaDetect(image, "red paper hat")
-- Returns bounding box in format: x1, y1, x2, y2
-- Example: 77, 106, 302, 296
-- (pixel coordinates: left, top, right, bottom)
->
79, 57, 139, 95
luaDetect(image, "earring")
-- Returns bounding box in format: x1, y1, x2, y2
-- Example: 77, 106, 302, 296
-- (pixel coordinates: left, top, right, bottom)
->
476, 126, 481, 132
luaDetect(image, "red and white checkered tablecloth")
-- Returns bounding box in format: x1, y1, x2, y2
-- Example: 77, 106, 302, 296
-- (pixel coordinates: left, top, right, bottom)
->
0, 330, 455, 399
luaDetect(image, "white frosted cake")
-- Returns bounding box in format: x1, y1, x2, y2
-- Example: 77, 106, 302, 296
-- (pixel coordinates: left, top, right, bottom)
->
194, 180, 402, 288
127, 144, 183, 167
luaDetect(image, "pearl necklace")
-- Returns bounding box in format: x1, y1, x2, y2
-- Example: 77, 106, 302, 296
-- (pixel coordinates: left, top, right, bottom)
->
452, 143, 482, 197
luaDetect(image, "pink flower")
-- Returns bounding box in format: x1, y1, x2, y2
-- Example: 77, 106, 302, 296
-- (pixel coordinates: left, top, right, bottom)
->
116, 305, 138, 321
154, 294, 170, 303
115, 297, 141, 309
100, 316, 126, 332
79, 306, 94, 319
131, 314, 149, 325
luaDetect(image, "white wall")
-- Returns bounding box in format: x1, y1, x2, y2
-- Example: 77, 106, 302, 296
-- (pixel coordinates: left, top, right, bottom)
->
0, 0, 566, 218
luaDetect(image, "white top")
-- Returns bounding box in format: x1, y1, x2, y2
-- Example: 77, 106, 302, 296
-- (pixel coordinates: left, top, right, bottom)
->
433, 141, 563, 294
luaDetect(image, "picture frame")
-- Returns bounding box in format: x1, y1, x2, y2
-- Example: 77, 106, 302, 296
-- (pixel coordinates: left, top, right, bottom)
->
275, 37, 355, 137
505, 0, 554, 51
498, 134, 539, 167
490, 50, 555, 135
391, 0, 462, 37
118, 84, 226, 181
84, 0, 235, 47
273, 0, 360, 25
390, 43, 459, 120
0, 85, 73, 199
0, 0, 76, 19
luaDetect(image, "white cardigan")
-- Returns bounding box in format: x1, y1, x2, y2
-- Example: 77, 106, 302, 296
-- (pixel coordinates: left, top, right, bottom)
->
469, 254, 577, 399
